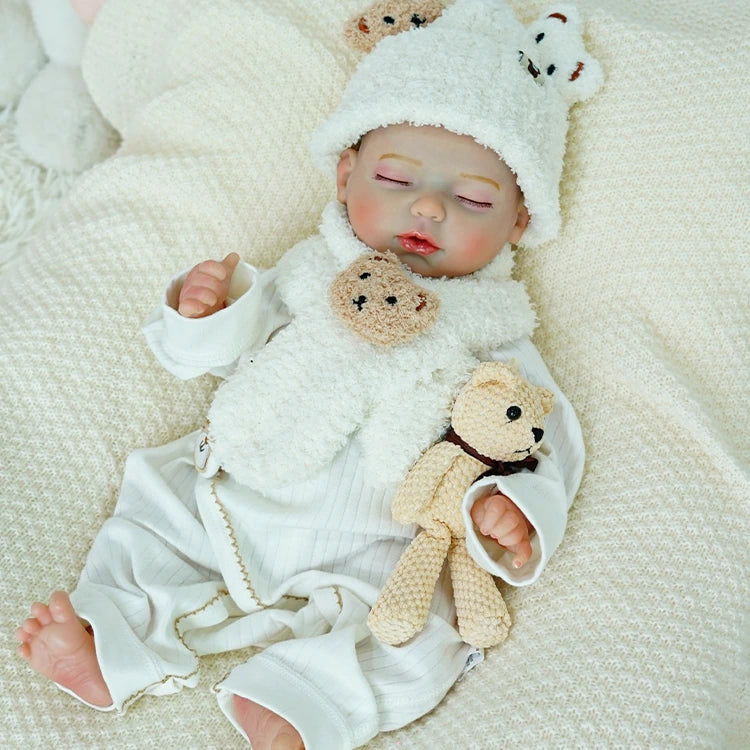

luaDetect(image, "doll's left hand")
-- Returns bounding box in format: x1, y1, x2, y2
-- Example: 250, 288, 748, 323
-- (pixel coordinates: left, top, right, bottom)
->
470, 492, 533, 569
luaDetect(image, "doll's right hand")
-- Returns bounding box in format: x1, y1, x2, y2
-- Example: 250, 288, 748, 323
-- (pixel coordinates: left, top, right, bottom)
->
178, 252, 240, 318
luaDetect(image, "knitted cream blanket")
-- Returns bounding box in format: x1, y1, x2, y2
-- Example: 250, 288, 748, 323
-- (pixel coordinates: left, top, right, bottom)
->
1, 0, 747, 747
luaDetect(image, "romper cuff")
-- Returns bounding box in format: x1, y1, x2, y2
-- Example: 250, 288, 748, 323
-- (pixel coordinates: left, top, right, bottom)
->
462, 448, 568, 587
142, 263, 278, 379
216, 652, 358, 750
69, 586, 197, 712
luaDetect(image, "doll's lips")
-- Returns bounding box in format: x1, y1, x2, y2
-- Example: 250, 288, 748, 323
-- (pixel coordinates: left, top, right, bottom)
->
397, 233, 440, 256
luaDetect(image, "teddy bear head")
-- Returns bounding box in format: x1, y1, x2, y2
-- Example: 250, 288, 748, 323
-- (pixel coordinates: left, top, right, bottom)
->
329, 250, 440, 345
450, 360, 554, 462
519, 5, 604, 105
344, 0, 445, 53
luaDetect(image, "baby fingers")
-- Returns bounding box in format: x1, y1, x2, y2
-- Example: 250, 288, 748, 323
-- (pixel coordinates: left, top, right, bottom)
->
193, 258, 233, 282
510, 539, 533, 569
493, 520, 527, 548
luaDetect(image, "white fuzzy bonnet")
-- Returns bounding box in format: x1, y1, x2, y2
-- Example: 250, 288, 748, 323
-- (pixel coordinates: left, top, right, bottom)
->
310, 0, 603, 247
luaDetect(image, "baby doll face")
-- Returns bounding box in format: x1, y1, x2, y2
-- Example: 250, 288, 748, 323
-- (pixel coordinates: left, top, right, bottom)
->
336, 124, 529, 277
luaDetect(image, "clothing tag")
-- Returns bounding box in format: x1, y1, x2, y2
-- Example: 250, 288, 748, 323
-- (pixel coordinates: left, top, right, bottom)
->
458, 646, 485, 681
194, 421, 220, 476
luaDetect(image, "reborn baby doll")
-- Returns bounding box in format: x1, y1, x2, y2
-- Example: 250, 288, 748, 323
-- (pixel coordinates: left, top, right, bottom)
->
16, 2, 600, 748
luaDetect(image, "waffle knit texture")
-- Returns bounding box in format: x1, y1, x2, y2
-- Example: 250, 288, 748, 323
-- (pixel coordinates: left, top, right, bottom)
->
1, 0, 748, 747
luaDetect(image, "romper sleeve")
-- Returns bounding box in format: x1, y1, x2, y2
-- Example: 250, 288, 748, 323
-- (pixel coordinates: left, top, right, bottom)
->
141, 261, 290, 379
462, 337, 585, 586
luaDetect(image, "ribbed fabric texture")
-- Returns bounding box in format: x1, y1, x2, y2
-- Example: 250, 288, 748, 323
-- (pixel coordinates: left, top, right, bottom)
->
1, 0, 747, 748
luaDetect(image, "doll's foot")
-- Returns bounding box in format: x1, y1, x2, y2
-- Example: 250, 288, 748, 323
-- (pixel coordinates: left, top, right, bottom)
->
233, 695, 304, 750
16, 591, 112, 708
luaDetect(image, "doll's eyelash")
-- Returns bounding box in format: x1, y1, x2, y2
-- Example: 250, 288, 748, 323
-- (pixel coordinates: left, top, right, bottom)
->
375, 174, 411, 186
456, 195, 493, 209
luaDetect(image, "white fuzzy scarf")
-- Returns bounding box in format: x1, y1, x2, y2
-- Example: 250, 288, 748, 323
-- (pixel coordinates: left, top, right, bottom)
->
208, 201, 536, 490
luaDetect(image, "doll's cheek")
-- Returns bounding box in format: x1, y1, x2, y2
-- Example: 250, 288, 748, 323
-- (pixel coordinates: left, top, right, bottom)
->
347, 200, 387, 245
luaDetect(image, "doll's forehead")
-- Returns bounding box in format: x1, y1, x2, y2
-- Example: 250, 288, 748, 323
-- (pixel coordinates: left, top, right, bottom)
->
357, 124, 515, 182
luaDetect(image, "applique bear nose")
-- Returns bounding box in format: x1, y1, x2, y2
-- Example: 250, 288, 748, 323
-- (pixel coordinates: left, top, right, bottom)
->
353, 295, 367, 311
532, 427, 544, 443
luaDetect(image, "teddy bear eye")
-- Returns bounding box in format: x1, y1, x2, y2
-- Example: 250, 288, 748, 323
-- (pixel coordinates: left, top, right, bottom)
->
386, 296, 397, 305
359, 272, 371, 279
506, 406, 522, 421
383, 15, 395, 25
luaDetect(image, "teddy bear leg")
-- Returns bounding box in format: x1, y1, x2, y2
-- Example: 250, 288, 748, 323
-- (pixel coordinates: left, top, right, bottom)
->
448, 540, 511, 648
368, 530, 451, 645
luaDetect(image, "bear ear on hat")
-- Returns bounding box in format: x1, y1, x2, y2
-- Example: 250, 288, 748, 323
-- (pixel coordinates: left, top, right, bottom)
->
344, 0, 446, 53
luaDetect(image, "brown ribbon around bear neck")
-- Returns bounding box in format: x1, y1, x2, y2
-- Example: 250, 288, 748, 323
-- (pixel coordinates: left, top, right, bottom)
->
444, 428, 538, 480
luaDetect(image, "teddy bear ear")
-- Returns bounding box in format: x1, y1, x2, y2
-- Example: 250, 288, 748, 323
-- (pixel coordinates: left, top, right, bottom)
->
537, 386, 555, 415
370, 251, 401, 267
523, 4, 603, 106
468, 360, 518, 388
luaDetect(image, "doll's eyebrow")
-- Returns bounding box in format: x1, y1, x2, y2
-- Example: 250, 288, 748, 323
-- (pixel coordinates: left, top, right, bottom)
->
460, 173, 501, 191
379, 153, 422, 166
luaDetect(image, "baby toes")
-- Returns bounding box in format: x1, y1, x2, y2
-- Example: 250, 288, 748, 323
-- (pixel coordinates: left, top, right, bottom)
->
48, 590, 79, 624
29, 601, 54, 627
18, 617, 42, 639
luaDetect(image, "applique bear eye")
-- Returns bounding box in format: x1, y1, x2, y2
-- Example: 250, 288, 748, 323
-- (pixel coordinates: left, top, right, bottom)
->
359, 272, 371, 279
383, 15, 395, 24
506, 406, 522, 421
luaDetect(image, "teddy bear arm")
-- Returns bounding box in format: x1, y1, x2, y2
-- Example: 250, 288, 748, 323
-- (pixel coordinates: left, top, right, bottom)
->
448, 539, 510, 648
391, 441, 466, 525
368, 526, 451, 645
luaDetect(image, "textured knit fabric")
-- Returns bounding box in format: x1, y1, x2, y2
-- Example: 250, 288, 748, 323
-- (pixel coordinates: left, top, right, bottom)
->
2, 0, 748, 748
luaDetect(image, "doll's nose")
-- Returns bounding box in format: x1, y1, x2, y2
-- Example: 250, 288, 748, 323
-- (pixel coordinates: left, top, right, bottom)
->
410, 194, 446, 222
532, 428, 544, 443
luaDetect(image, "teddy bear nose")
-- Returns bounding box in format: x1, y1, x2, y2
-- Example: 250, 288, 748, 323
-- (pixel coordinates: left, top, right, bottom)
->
353, 295, 367, 311
532, 427, 544, 443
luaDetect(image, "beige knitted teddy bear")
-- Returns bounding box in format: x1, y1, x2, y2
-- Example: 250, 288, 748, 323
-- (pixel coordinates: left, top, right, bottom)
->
368, 360, 554, 648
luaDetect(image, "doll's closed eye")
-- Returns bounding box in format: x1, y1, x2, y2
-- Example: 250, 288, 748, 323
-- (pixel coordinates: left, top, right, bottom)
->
375, 173, 411, 186
456, 195, 493, 209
